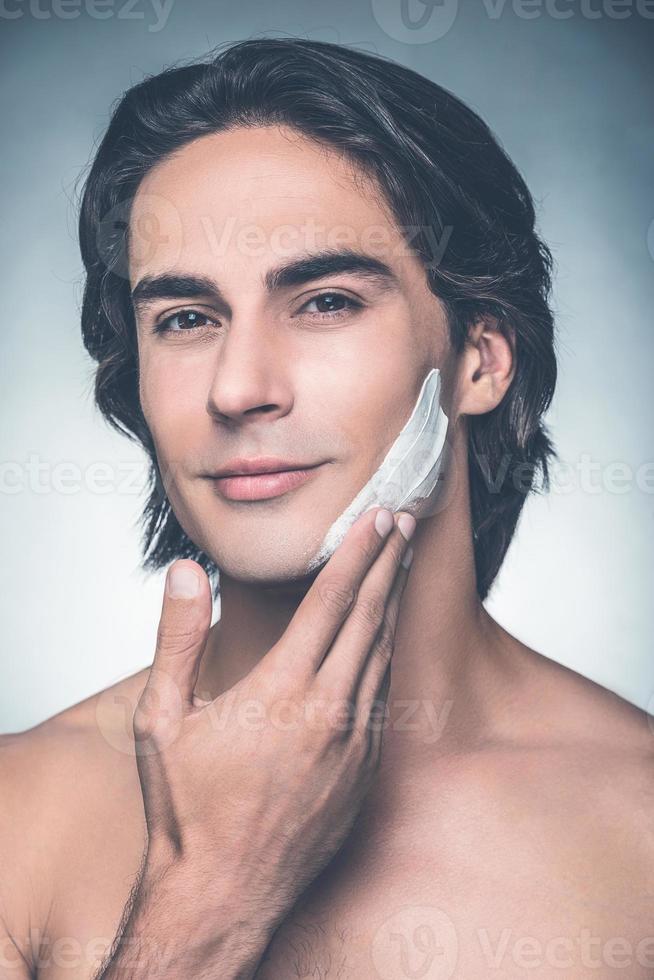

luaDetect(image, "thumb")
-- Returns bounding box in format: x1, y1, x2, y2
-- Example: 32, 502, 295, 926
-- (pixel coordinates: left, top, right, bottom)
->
149, 559, 213, 713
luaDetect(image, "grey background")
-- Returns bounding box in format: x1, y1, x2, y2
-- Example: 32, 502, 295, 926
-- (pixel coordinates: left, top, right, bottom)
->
1, 0, 652, 732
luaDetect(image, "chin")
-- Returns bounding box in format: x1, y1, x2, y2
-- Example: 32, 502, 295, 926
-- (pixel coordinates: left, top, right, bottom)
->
214, 550, 322, 587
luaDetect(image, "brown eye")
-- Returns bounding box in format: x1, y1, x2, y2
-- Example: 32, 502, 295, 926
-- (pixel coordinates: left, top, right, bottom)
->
300, 292, 363, 319
152, 309, 215, 334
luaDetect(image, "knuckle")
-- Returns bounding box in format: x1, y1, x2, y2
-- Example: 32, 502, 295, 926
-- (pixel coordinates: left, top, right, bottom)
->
373, 618, 395, 661
351, 592, 386, 632
316, 576, 357, 617
325, 718, 353, 746
132, 702, 157, 740
319, 700, 358, 743
156, 622, 205, 654
133, 692, 177, 745
350, 724, 377, 769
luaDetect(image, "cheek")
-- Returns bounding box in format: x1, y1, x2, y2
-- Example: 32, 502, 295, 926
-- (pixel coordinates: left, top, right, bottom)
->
140, 353, 199, 417
358, 366, 421, 446
352, 360, 438, 477
138, 360, 199, 458
338, 389, 403, 479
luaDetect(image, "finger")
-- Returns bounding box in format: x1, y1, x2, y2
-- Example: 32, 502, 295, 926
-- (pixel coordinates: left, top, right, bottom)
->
313, 515, 414, 703
355, 546, 412, 717
264, 506, 397, 680
142, 559, 213, 717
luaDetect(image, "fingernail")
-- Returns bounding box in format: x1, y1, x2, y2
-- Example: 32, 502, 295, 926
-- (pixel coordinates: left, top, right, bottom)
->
375, 508, 394, 538
167, 564, 200, 598
397, 513, 416, 542
401, 545, 414, 569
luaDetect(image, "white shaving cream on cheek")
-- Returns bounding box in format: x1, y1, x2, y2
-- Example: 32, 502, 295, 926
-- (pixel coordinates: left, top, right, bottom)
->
305, 367, 449, 573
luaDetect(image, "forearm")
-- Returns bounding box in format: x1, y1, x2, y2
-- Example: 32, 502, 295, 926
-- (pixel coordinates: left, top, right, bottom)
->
94, 850, 279, 980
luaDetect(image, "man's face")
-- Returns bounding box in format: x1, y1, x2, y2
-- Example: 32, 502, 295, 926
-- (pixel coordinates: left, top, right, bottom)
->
130, 124, 454, 584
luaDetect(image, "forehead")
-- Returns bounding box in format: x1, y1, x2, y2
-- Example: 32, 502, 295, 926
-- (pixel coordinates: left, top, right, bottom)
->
127, 124, 415, 288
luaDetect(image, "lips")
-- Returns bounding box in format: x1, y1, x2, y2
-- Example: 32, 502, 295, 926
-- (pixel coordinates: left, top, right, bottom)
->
209, 464, 324, 501
210, 456, 319, 478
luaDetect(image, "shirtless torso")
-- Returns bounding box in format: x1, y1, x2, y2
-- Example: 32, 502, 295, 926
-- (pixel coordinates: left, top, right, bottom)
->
1, 644, 653, 980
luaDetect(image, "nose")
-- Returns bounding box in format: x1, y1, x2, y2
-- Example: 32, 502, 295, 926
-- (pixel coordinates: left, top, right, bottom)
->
205, 316, 293, 425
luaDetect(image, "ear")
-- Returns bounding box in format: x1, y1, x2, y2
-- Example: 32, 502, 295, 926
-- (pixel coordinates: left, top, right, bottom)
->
455, 315, 516, 416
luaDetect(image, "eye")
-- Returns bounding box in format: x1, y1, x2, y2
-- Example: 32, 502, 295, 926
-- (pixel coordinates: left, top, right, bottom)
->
150, 291, 363, 337
151, 309, 216, 335
298, 291, 363, 320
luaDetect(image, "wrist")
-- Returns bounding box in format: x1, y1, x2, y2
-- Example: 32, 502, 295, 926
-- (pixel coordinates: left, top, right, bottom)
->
139, 846, 279, 960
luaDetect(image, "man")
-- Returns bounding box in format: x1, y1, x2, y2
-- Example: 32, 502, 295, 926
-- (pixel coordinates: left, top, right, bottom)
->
1, 37, 652, 979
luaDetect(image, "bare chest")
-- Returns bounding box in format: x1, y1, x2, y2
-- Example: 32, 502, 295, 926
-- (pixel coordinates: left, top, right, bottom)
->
40, 787, 653, 980
253, 824, 653, 980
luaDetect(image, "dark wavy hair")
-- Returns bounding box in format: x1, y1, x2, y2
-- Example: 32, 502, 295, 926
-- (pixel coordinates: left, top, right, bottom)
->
77, 36, 558, 602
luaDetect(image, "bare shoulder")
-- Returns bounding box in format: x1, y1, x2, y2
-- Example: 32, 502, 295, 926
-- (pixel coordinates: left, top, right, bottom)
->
476, 632, 654, 891
0, 665, 153, 780
499, 632, 654, 800
514, 636, 654, 765
406, 635, 654, 949
0, 668, 152, 967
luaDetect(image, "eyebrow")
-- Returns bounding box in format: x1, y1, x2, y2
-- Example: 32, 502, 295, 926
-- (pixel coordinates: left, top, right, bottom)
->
130, 249, 401, 316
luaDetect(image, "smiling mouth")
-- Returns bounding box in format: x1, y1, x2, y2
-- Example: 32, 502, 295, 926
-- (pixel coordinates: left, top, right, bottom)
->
209, 464, 325, 501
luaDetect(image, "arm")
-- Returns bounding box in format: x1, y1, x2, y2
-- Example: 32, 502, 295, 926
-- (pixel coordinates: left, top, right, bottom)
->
0, 734, 38, 980
92, 847, 278, 980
